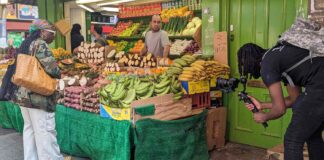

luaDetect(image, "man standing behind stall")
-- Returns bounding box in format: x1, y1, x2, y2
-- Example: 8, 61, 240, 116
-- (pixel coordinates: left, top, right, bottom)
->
141, 15, 171, 58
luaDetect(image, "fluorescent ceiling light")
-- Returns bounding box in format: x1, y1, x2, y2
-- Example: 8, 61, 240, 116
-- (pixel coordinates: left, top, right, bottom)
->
78, 4, 94, 12
98, 0, 135, 6
0, 0, 8, 4
76, 0, 104, 4
102, 7, 119, 12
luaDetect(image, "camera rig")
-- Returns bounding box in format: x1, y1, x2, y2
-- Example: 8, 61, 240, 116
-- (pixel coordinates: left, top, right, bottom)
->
216, 76, 268, 128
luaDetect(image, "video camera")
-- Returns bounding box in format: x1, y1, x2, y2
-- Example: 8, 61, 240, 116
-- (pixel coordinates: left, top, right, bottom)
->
215, 76, 268, 128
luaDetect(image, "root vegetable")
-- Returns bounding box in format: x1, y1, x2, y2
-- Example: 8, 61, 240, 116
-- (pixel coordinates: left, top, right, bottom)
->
67, 78, 79, 86
79, 76, 88, 87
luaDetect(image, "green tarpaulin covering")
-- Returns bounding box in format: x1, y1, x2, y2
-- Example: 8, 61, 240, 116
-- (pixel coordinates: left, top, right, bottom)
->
56, 105, 133, 160
0, 101, 24, 133
0, 102, 209, 160
135, 110, 209, 160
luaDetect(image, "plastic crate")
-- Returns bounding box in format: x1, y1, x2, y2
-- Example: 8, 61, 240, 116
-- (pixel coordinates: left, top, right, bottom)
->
189, 92, 211, 109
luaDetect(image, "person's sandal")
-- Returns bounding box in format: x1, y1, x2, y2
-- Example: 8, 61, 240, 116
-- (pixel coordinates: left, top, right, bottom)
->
64, 156, 72, 160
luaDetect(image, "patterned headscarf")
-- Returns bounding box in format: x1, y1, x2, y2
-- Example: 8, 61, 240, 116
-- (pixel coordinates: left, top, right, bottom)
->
29, 19, 54, 33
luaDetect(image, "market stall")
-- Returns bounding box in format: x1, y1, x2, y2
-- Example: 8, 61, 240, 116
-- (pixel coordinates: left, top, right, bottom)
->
0, 0, 229, 159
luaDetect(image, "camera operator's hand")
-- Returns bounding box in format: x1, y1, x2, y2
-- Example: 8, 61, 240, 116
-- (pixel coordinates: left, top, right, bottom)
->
244, 96, 262, 111
253, 112, 267, 123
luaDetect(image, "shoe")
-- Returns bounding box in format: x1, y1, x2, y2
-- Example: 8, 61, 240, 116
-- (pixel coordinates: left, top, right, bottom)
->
64, 156, 72, 160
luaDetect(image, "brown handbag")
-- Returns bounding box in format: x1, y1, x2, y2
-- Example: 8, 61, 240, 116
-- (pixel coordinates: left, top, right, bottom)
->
12, 44, 57, 96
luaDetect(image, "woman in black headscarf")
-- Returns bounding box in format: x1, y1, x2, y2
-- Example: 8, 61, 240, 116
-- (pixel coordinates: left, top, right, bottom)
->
70, 23, 84, 52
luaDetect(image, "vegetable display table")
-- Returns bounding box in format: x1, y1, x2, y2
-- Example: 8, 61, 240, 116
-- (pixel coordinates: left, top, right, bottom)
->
0, 102, 208, 160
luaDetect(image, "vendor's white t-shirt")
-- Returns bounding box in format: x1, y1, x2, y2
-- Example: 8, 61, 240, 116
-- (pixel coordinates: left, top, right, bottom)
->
144, 30, 170, 58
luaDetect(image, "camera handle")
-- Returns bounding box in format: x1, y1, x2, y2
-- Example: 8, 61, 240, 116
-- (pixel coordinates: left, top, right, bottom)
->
238, 91, 268, 128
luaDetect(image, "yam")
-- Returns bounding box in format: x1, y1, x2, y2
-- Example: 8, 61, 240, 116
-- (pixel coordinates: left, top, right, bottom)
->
90, 42, 96, 48
85, 49, 89, 54
79, 47, 84, 52
59, 79, 65, 91
99, 47, 105, 52
67, 78, 79, 86
79, 76, 88, 87
98, 52, 103, 58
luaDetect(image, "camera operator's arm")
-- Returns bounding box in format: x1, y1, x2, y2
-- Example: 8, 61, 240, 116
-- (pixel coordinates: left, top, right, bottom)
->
247, 84, 301, 110
283, 85, 301, 107
252, 82, 286, 123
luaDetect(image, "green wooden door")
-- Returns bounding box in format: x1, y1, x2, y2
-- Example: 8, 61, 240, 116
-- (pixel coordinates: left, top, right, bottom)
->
227, 0, 308, 148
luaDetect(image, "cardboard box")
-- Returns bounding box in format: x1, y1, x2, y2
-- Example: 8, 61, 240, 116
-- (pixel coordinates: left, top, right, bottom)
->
206, 107, 227, 150
132, 97, 192, 123
100, 104, 131, 121
54, 19, 71, 36
181, 80, 210, 95
100, 94, 193, 123
210, 91, 222, 98
214, 32, 228, 65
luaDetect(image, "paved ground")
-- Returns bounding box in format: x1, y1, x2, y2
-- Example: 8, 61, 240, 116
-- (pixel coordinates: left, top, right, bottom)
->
0, 127, 270, 160
0, 127, 88, 160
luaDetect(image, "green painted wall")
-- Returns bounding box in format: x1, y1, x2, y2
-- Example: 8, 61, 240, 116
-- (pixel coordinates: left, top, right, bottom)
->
37, 0, 65, 48
201, 0, 308, 148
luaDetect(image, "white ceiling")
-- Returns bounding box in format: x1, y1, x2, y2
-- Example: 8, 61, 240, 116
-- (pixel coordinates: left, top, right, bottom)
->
74, 0, 171, 13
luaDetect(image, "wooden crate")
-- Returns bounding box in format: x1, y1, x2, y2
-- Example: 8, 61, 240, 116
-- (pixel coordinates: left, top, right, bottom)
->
206, 107, 227, 150
267, 144, 309, 160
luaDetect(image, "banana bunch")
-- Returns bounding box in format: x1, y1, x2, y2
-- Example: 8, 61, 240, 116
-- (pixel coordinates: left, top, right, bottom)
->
166, 54, 196, 77
134, 78, 155, 100
99, 73, 185, 108
179, 60, 230, 81
170, 75, 183, 100
107, 40, 117, 47
51, 48, 71, 60
154, 74, 171, 96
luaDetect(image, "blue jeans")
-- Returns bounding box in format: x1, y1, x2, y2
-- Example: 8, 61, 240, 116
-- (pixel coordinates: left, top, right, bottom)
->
284, 90, 324, 160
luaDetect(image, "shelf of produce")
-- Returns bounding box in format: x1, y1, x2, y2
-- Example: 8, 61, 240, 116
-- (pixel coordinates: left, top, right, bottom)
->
107, 36, 144, 41
118, 10, 201, 21
118, 15, 153, 21
169, 36, 193, 39
107, 36, 193, 41
193, 10, 202, 16
91, 21, 115, 25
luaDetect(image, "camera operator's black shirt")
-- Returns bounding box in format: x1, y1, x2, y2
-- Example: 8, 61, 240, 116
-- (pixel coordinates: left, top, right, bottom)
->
260, 43, 324, 89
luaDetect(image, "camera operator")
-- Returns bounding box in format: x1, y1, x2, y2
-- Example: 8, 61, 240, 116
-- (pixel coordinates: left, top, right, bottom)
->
238, 41, 324, 160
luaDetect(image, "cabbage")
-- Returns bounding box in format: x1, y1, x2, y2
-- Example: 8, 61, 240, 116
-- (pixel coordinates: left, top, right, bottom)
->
186, 22, 195, 29
191, 17, 201, 23
188, 28, 196, 35
194, 19, 202, 27
182, 29, 190, 35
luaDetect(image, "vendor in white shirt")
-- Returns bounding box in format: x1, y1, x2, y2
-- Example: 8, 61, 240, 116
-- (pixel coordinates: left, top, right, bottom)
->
141, 15, 171, 58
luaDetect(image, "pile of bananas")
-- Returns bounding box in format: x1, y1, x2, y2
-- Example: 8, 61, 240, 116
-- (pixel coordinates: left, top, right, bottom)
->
166, 54, 230, 81
166, 54, 196, 77
107, 40, 117, 47
51, 48, 71, 60
98, 74, 183, 108
179, 60, 230, 81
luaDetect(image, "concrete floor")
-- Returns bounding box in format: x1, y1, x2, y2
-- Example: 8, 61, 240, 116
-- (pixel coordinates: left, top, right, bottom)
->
0, 127, 269, 160
210, 143, 268, 160
0, 127, 88, 160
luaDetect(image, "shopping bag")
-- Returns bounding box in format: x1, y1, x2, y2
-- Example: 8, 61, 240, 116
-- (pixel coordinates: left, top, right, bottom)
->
12, 45, 57, 96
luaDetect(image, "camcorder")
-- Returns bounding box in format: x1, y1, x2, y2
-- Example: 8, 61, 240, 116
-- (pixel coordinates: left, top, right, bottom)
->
215, 76, 268, 128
